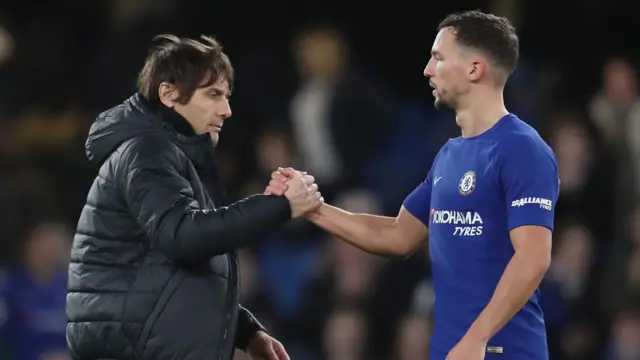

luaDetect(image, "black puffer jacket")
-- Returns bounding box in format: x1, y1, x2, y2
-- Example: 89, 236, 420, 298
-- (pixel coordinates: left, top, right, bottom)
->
66, 93, 292, 360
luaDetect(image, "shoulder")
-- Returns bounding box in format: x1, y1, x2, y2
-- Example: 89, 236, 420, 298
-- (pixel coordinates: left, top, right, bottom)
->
425, 141, 454, 179
433, 140, 454, 162
494, 116, 556, 165
119, 134, 183, 172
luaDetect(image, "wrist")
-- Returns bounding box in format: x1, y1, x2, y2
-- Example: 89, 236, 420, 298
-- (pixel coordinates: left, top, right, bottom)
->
465, 323, 490, 344
235, 308, 266, 350
248, 329, 261, 339
306, 203, 326, 222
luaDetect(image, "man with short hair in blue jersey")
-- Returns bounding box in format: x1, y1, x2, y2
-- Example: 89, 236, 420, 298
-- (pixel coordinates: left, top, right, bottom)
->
266, 10, 559, 360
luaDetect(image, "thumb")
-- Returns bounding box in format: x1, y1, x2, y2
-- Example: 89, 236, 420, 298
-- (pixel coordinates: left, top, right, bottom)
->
278, 167, 298, 178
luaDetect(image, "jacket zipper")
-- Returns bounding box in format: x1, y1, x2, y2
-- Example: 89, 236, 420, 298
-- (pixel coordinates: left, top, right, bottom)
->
216, 253, 236, 360
205, 159, 235, 360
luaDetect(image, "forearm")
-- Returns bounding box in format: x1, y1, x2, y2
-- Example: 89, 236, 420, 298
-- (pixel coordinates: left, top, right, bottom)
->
307, 204, 405, 256
165, 195, 291, 260
466, 251, 549, 342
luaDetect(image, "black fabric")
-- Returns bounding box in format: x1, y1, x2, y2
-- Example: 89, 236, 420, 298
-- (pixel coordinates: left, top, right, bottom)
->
66, 93, 289, 360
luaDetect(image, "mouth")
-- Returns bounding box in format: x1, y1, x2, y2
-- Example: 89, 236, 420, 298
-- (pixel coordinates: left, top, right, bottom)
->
209, 124, 223, 132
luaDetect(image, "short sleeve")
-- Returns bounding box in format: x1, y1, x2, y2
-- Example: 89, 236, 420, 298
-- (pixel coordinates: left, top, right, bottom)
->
501, 139, 560, 231
403, 171, 433, 227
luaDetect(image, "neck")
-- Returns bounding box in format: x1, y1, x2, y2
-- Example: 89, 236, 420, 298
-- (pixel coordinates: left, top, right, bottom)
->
455, 88, 509, 138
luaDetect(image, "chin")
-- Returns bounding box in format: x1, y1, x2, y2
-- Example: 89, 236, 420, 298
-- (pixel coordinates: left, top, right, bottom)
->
209, 132, 219, 146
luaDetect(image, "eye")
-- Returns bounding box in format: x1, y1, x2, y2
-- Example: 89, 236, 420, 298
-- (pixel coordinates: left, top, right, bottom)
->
208, 90, 231, 100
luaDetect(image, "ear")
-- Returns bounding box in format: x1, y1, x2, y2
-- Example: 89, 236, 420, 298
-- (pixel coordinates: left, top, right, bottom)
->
468, 58, 485, 82
158, 82, 179, 108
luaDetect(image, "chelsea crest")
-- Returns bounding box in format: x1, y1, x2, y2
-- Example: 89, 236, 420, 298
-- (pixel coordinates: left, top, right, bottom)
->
458, 170, 476, 196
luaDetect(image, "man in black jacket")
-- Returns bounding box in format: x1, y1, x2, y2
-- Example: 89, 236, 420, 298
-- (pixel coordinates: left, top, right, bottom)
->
66, 35, 322, 360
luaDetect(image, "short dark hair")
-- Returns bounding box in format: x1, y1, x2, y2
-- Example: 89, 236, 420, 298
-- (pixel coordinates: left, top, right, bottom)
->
438, 10, 519, 78
137, 34, 234, 107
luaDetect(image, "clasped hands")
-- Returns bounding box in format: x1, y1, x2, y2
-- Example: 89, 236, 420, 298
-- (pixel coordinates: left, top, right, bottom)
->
263, 167, 323, 218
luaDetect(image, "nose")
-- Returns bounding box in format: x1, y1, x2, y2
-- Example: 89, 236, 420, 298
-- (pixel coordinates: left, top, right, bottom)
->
424, 58, 435, 78
218, 98, 232, 119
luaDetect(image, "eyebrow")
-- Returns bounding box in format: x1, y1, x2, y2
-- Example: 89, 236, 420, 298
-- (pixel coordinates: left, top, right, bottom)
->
209, 86, 228, 93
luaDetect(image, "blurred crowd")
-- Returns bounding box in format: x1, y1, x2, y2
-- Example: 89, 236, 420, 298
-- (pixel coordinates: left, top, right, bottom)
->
0, 1, 640, 360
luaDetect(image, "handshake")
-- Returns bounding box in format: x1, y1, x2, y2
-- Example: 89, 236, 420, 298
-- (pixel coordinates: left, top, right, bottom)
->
263, 167, 324, 218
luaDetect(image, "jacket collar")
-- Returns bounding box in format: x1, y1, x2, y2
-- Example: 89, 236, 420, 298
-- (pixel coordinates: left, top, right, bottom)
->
132, 93, 215, 169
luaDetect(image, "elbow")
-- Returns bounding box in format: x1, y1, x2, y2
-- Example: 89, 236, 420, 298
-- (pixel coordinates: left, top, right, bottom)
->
157, 236, 226, 263
172, 216, 231, 259
518, 250, 551, 278
395, 245, 417, 259
537, 253, 551, 276
156, 233, 214, 263
387, 237, 419, 259
532, 246, 552, 276
385, 250, 409, 259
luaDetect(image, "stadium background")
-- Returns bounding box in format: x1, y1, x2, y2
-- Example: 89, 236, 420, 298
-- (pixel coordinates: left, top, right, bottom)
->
0, 0, 639, 359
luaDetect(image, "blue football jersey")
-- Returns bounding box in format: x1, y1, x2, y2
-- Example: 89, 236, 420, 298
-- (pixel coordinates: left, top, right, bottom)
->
404, 114, 559, 360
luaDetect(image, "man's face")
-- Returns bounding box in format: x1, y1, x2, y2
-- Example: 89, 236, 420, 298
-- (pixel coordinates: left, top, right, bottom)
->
423, 28, 471, 110
603, 59, 637, 102
173, 77, 232, 145
294, 31, 344, 80
25, 223, 69, 273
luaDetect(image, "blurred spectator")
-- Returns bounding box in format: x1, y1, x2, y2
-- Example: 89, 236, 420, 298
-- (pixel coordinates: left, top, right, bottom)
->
589, 58, 640, 204
0, 222, 70, 360
605, 303, 640, 360
289, 24, 394, 199
394, 313, 432, 360
322, 307, 367, 360
561, 321, 599, 360
240, 127, 301, 198
237, 249, 273, 320
548, 110, 616, 240
0, 24, 14, 67
601, 204, 640, 320
625, 206, 640, 296
541, 221, 605, 359
549, 223, 595, 306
